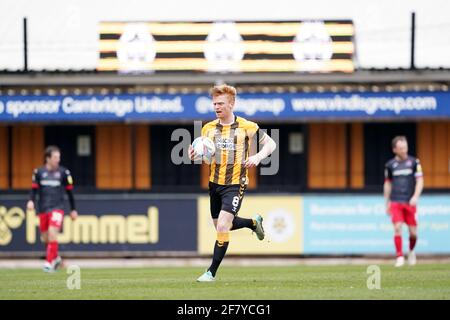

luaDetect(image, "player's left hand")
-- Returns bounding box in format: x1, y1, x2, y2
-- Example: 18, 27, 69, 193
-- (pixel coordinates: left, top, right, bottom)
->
244, 155, 261, 168
188, 145, 195, 161
70, 210, 78, 221
409, 196, 418, 206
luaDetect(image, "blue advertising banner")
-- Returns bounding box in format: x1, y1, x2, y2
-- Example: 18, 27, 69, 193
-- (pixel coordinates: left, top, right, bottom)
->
303, 195, 450, 254
0, 199, 197, 253
0, 91, 448, 122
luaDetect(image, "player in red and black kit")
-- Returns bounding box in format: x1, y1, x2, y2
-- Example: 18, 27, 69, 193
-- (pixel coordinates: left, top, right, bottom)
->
384, 136, 424, 267
26, 146, 78, 273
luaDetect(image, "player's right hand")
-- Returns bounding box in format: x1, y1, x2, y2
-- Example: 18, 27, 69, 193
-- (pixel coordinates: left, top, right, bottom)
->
386, 201, 391, 215
26, 200, 34, 211
244, 154, 262, 168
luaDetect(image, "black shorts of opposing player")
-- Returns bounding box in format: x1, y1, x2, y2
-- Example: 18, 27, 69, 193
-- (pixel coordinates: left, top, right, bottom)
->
209, 182, 246, 219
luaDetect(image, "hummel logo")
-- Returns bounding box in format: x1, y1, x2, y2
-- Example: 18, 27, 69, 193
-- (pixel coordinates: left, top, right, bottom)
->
0, 206, 25, 246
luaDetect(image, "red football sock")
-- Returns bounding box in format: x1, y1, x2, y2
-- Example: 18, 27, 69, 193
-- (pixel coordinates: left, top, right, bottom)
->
394, 235, 402, 257
409, 236, 417, 251
46, 241, 58, 263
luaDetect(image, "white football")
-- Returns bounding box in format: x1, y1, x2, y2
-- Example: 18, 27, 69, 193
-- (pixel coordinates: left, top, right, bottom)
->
192, 136, 216, 163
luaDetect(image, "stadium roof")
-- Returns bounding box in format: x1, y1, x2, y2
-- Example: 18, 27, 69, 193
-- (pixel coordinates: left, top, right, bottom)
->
1, 68, 450, 87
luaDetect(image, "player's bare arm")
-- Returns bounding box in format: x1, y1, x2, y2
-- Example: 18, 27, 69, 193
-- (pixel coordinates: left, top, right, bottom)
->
383, 180, 392, 215
409, 177, 424, 206
244, 133, 277, 168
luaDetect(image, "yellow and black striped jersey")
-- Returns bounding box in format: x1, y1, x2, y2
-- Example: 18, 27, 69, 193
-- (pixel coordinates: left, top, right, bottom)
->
201, 116, 261, 185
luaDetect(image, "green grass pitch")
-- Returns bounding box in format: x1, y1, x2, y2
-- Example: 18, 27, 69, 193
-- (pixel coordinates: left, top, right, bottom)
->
1, 264, 450, 299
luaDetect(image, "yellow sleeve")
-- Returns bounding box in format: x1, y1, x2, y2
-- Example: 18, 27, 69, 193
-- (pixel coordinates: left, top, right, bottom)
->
246, 121, 259, 139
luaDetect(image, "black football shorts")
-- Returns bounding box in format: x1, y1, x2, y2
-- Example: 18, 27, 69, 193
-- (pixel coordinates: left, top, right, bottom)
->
209, 182, 247, 219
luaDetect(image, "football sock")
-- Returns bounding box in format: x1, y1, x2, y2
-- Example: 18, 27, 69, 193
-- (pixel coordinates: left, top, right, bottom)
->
409, 235, 417, 251
394, 235, 402, 257
208, 232, 229, 277
46, 241, 58, 263
230, 217, 256, 231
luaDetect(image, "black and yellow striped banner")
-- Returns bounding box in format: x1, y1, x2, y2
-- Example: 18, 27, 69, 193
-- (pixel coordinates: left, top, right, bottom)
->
98, 20, 355, 73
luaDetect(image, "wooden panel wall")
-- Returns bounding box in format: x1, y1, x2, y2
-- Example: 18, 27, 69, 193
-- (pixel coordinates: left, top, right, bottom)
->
96, 125, 132, 189
350, 123, 364, 188
417, 122, 450, 188
308, 123, 347, 188
201, 163, 209, 189
0, 127, 9, 189
134, 125, 151, 189
12, 126, 44, 189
